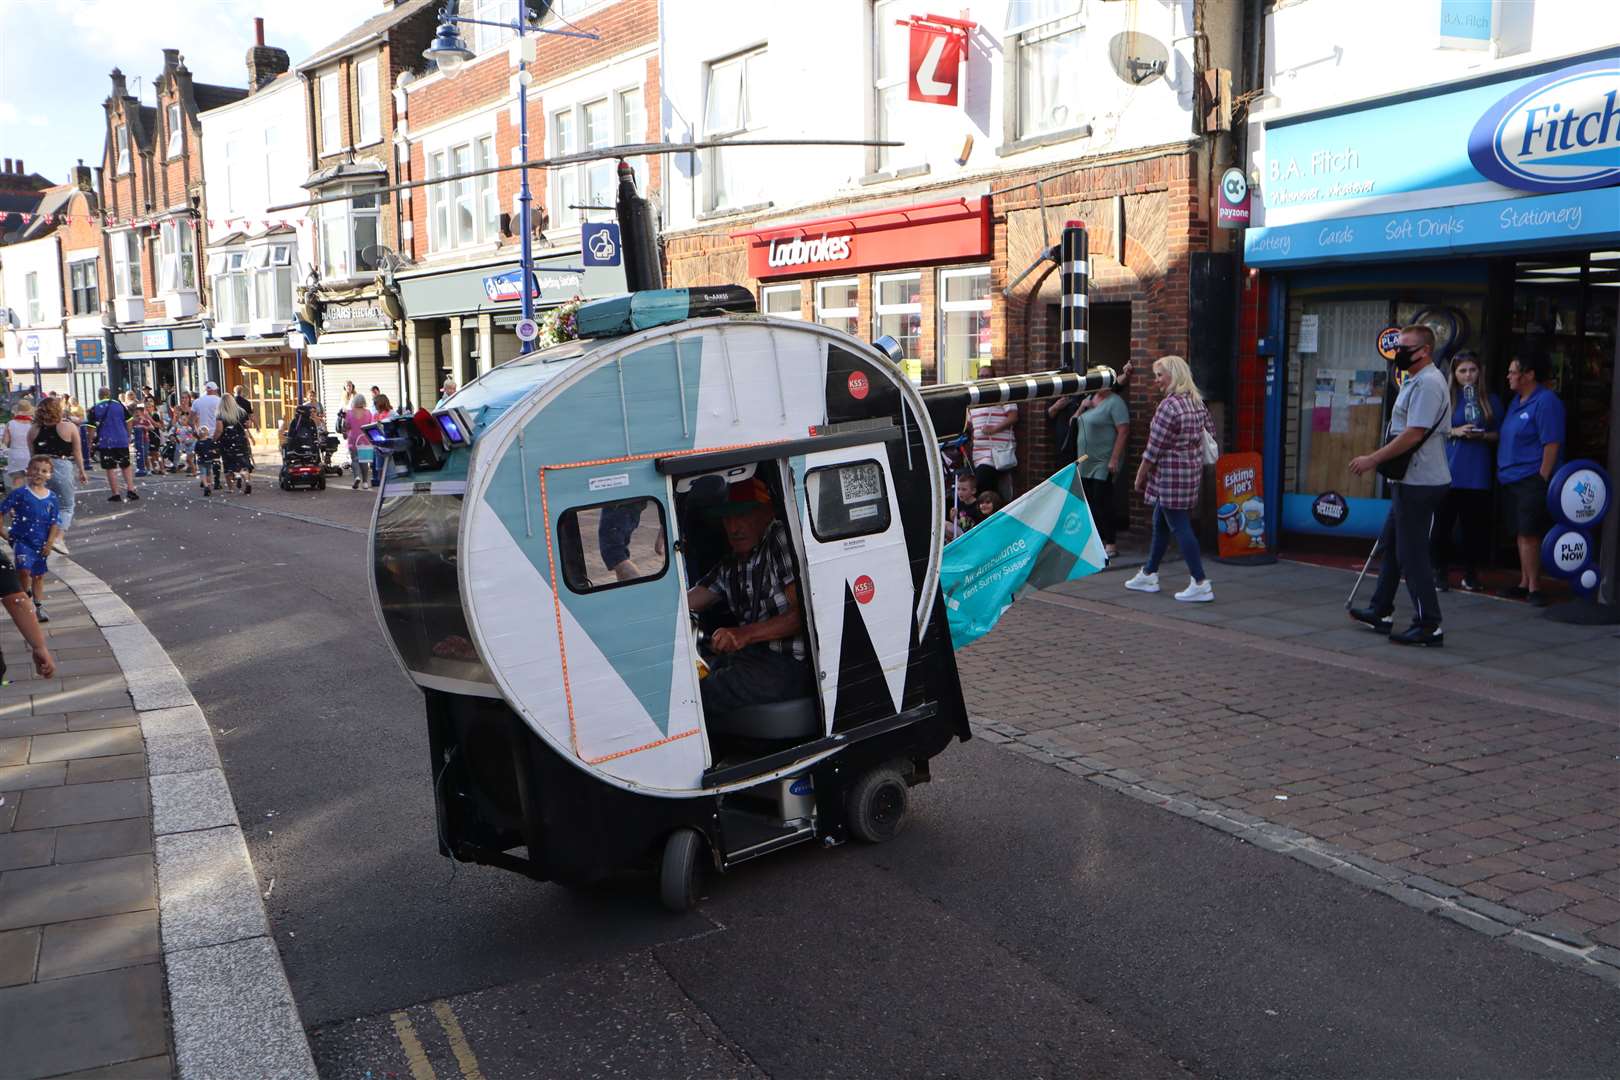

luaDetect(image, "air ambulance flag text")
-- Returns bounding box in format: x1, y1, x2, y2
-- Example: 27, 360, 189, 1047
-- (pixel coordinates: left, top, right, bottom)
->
940, 464, 1107, 648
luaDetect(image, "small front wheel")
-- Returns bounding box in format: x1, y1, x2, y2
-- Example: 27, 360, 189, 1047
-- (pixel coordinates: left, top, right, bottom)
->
846, 765, 909, 843
659, 828, 702, 912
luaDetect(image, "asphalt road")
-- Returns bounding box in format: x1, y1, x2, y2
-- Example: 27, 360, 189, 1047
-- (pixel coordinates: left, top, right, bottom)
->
63, 472, 1620, 1080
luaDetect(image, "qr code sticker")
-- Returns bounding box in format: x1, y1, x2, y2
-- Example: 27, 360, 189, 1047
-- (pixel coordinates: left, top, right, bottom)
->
839, 464, 882, 504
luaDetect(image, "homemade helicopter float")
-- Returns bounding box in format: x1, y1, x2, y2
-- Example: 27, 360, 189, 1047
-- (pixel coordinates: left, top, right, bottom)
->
274, 115, 1116, 911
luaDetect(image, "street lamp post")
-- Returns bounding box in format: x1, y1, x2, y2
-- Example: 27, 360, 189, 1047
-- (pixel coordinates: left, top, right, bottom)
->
425, 3, 597, 356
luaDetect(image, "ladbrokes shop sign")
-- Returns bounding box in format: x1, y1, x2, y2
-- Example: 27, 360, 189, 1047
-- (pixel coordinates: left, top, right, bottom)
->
735, 197, 991, 280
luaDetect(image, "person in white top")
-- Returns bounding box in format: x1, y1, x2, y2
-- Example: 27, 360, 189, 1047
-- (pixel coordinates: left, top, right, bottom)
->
4, 398, 37, 489
191, 382, 223, 434
967, 361, 1019, 502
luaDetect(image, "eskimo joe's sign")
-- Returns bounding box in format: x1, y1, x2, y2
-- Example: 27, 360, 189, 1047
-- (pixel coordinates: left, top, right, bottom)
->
737, 197, 991, 280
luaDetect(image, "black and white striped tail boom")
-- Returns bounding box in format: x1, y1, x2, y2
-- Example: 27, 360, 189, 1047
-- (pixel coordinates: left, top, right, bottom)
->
1060, 220, 1089, 373
920, 368, 1117, 434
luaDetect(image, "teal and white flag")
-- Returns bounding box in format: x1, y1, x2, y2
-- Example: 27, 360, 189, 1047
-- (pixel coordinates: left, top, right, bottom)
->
940, 463, 1107, 648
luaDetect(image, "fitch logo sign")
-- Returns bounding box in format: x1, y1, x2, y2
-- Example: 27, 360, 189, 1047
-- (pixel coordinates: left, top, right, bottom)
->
766, 233, 853, 268
1467, 58, 1620, 194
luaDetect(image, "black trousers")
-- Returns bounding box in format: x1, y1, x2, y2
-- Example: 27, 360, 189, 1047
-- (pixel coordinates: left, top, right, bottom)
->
1081, 474, 1117, 544
1431, 487, 1491, 578
1370, 483, 1447, 628
701, 643, 815, 714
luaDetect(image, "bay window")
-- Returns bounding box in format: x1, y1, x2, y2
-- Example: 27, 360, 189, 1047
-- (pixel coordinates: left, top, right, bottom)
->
318, 187, 380, 280
110, 231, 142, 297
115, 126, 130, 173
319, 71, 341, 152
762, 284, 802, 319
166, 103, 183, 158
208, 249, 250, 325
1011, 1, 1085, 141
815, 279, 859, 335
357, 56, 381, 144
69, 259, 100, 316
704, 48, 767, 212
251, 243, 295, 323
937, 267, 991, 384
426, 136, 497, 252
159, 218, 197, 293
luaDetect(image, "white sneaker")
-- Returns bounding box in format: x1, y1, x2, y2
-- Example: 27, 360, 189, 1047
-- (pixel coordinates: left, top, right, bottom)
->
1175, 579, 1214, 603
1125, 569, 1160, 593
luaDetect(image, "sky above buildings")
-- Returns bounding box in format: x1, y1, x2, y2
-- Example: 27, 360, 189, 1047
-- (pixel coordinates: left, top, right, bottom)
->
0, 0, 386, 183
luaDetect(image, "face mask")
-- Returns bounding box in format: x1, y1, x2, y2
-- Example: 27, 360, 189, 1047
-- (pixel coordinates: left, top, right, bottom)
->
1392, 344, 1423, 370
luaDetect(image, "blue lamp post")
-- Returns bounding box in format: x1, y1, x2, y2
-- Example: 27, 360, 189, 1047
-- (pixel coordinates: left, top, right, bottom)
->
425, 3, 595, 355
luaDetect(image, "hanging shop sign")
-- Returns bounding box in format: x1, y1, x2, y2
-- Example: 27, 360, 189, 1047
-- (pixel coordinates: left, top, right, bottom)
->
73, 339, 104, 366
582, 222, 622, 267
1217, 168, 1251, 229
1246, 49, 1620, 267
906, 15, 973, 106
1214, 452, 1267, 560
736, 197, 992, 280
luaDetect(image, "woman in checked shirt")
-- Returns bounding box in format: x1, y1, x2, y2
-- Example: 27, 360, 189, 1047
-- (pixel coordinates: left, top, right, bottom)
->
1126, 355, 1217, 603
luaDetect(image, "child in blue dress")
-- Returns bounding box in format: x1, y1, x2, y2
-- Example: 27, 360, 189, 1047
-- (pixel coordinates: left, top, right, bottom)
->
0, 455, 64, 622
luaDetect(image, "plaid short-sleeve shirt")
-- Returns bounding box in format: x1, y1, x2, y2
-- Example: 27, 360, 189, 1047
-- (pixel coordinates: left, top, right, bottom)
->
697, 520, 805, 660
1142, 393, 1213, 510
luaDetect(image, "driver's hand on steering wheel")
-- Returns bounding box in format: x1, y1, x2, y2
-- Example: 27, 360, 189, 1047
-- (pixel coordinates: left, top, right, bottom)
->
710, 626, 749, 653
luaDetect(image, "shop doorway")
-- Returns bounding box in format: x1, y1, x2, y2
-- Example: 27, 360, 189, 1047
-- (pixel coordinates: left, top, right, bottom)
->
1509, 251, 1616, 466
241, 367, 286, 444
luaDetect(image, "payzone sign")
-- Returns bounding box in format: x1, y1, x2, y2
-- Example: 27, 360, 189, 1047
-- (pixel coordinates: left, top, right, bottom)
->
1468, 57, 1620, 194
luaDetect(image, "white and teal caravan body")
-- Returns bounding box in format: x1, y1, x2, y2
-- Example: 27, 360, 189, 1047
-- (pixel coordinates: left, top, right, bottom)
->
369, 288, 973, 908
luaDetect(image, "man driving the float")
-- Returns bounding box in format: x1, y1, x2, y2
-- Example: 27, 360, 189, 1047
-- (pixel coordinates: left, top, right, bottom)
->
686, 478, 815, 714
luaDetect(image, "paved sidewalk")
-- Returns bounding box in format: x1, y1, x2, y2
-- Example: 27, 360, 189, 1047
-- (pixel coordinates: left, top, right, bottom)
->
958, 556, 1620, 979
0, 561, 316, 1079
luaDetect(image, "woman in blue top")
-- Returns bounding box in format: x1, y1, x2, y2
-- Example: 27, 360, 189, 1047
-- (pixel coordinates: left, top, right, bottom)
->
1430, 351, 1499, 593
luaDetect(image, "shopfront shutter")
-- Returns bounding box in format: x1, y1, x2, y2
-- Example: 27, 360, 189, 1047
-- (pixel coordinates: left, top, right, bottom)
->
320, 360, 402, 426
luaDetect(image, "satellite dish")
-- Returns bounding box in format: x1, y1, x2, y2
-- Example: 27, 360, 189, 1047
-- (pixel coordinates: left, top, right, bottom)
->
1108, 31, 1168, 85
361, 244, 405, 273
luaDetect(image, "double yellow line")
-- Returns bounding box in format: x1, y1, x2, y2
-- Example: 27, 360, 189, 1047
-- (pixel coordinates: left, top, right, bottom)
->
389, 999, 485, 1080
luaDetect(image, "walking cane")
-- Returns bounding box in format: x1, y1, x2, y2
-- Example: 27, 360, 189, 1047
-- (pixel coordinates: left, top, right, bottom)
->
1346, 536, 1381, 610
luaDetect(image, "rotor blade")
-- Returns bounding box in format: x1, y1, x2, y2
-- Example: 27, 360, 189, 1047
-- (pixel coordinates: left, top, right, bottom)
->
266, 138, 903, 213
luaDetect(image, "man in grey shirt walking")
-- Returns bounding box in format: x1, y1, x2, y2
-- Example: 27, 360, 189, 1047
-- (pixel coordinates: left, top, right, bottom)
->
1348, 325, 1451, 647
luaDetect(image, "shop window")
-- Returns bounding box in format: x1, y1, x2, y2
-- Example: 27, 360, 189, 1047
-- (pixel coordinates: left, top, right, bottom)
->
356, 56, 381, 145
115, 125, 130, 173
806, 460, 890, 542
250, 243, 295, 323
873, 272, 921, 374
762, 284, 802, 319
24, 272, 41, 325
557, 497, 669, 593
1288, 300, 1391, 501
937, 266, 990, 384
427, 136, 497, 251
703, 47, 767, 212
1010, 1, 1085, 141
816, 279, 859, 335
872, 0, 919, 173
166, 103, 183, 159
160, 218, 197, 293
1513, 253, 1618, 463
318, 186, 380, 280
69, 259, 100, 316
318, 72, 341, 152
111, 231, 142, 297
208, 249, 250, 325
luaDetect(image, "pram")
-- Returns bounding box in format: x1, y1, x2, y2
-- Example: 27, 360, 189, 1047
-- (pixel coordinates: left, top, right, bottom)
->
279, 404, 338, 490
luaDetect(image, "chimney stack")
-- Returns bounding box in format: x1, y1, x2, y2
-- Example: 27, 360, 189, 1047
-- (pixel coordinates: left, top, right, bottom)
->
245, 19, 291, 92
14, 160, 22, 176
162, 48, 181, 73
73, 159, 93, 192
3, 159, 11, 174
110, 67, 127, 98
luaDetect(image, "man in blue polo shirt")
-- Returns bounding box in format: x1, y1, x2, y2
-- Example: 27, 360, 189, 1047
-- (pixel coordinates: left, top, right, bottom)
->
1496, 353, 1564, 606
85, 388, 140, 504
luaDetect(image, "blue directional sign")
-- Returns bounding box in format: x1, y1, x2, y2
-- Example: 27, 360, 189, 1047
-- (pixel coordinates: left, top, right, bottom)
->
582, 222, 622, 267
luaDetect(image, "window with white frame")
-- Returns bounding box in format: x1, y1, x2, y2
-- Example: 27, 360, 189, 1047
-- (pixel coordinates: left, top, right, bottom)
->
462, 0, 518, 54
222, 137, 240, 214
110, 231, 142, 297
166, 103, 183, 158
115, 126, 130, 173
24, 272, 41, 324
873, 272, 921, 361
317, 187, 380, 280
427, 135, 497, 252
69, 259, 100, 316
159, 218, 198, 293
816, 279, 858, 335
356, 56, 381, 144
1010, 1, 1085, 141
703, 48, 767, 212
550, 90, 642, 229
872, 0, 917, 173
251, 243, 295, 323
762, 284, 802, 319
263, 126, 279, 194
318, 71, 341, 152
937, 266, 991, 384
208, 249, 250, 325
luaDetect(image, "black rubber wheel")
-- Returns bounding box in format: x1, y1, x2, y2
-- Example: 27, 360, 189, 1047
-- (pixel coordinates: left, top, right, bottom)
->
659, 828, 701, 912
279, 480, 291, 491
317, 477, 327, 490
846, 765, 909, 843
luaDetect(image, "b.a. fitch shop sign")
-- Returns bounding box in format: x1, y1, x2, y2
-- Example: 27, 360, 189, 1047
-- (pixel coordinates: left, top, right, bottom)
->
735, 197, 992, 279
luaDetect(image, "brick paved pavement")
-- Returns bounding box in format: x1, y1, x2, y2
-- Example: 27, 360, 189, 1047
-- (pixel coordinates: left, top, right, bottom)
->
957, 558, 1620, 970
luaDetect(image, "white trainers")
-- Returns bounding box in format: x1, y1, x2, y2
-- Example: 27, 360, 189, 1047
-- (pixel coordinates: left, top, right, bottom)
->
1125, 569, 1161, 593
1175, 578, 1214, 603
